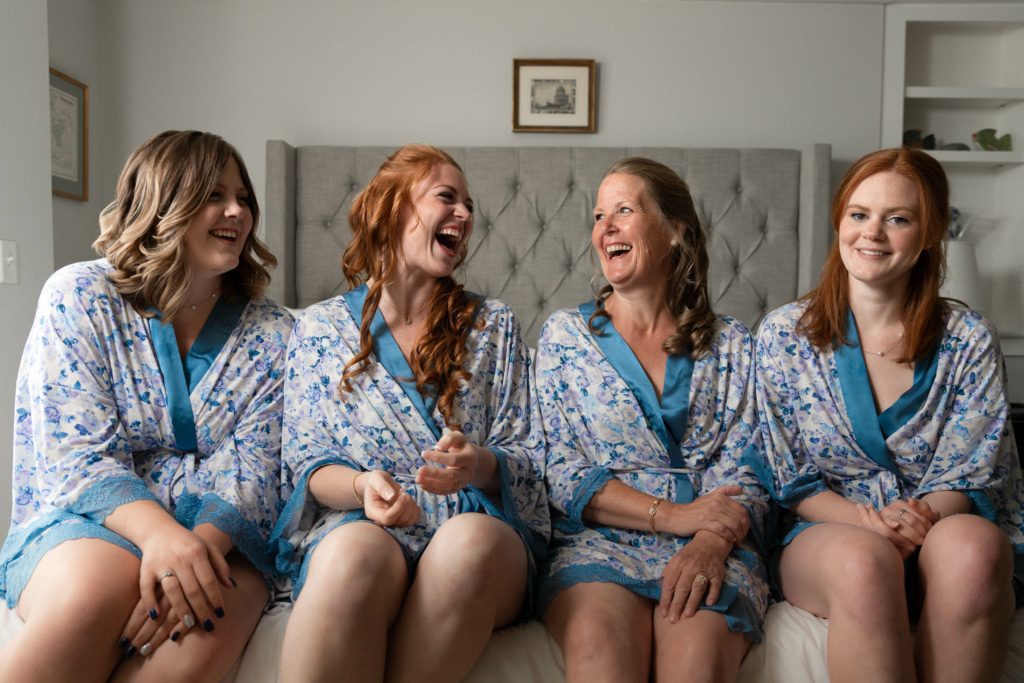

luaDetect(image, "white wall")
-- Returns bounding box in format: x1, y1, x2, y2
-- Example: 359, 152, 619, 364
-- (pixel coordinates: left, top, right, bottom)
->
0, 1, 55, 535
97, 0, 883, 221
49, 0, 108, 269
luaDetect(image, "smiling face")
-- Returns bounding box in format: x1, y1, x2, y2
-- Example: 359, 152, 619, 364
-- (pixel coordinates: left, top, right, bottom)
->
592, 172, 675, 294
396, 163, 474, 282
182, 156, 253, 281
837, 170, 923, 294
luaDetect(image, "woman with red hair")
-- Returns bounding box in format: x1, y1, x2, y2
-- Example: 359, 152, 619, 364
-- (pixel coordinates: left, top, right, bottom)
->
273, 144, 549, 682
754, 147, 1023, 682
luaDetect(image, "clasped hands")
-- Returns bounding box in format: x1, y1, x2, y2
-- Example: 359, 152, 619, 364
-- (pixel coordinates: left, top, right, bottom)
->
118, 523, 234, 659
355, 431, 487, 528
658, 485, 749, 624
857, 498, 940, 558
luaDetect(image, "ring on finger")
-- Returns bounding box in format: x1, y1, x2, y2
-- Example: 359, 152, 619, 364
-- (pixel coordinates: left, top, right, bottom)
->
182, 614, 196, 629
159, 570, 175, 581
694, 573, 708, 586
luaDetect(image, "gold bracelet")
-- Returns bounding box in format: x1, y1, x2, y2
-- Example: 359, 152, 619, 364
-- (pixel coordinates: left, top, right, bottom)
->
352, 472, 365, 506
648, 498, 663, 533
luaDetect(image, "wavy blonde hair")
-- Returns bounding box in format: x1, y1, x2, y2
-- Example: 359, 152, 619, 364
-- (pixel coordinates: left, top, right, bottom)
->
798, 147, 950, 362
589, 157, 717, 357
339, 144, 478, 431
93, 130, 276, 322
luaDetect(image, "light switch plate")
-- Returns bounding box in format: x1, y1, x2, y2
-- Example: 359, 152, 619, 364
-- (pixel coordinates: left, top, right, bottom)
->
0, 240, 19, 284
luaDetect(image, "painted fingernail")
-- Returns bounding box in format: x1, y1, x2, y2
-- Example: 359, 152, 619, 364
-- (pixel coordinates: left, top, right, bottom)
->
123, 645, 136, 660
203, 619, 215, 632
229, 576, 238, 588
170, 631, 180, 642
118, 637, 130, 649
183, 614, 196, 629
215, 607, 225, 619
139, 642, 152, 657
149, 608, 158, 620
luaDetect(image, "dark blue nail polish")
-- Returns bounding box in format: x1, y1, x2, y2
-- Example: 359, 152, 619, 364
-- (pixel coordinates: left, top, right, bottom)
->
215, 607, 225, 619
203, 619, 215, 632
118, 637, 130, 649
170, 631, 180, 642
149, 608, 158, 620
123, 645, 136, 660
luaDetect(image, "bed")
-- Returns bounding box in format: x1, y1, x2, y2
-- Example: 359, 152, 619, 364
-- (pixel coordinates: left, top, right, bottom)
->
2, 141, 1020, 680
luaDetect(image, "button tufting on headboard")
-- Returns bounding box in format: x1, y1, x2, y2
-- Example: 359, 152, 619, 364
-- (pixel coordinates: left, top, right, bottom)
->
266, 143, 832, 345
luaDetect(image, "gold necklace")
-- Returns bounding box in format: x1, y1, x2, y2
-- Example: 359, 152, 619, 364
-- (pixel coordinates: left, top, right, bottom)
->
187, 291, 219, 311
863, 331, 903, 357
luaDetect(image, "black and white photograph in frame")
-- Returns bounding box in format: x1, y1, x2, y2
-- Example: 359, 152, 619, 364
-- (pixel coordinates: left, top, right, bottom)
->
513, 59, 596, 133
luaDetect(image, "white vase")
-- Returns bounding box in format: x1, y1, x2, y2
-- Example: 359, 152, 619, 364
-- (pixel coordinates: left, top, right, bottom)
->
942, 239, 984, 312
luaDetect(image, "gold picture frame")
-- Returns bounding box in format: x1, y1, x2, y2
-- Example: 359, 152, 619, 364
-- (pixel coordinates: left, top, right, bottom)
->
513, 59, 597, 133
49, 67, 89, 201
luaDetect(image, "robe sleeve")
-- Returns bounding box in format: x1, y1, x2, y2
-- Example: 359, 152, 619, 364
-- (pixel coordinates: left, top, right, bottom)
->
476, 303, 551, 556
697, 322, 770, 548
176, 303, 293, 574
752, 312, 830, 509
915, 320, 1011, 518
535, 311, 615, 524
15, 268, 158, 523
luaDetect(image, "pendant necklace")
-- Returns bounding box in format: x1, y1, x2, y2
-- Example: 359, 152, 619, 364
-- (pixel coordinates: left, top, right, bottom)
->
187, 291, 219, 311
863, 331, 903, 357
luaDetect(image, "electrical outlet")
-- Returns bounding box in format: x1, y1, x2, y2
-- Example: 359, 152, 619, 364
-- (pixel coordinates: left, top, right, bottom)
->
0, 240, 19, 284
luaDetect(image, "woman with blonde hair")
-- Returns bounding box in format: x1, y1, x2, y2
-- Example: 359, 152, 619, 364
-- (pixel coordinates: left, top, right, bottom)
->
0, 130, 293, 682
536, 157, 769, 682
274, 144, 549, 682
754, 147, 1023, 682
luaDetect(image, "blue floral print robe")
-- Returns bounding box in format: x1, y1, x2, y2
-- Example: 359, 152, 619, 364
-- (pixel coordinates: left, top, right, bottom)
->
0, 260, 293, 606
536, 304, 770, 640
273, 285, 549, 598
753, 301, 1024, 590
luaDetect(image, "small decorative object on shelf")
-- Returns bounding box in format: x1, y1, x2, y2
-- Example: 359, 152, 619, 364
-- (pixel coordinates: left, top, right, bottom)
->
972, 128, 1013, 151
940, 142, 971, 151
903, 129, 937, 150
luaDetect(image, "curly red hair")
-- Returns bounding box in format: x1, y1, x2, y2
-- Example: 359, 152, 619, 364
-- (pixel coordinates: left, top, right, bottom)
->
339, 144, 478, 431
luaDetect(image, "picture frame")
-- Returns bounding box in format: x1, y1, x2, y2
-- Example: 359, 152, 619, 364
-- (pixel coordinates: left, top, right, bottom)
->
49, 67, 89, 201
513, 59, 597, 133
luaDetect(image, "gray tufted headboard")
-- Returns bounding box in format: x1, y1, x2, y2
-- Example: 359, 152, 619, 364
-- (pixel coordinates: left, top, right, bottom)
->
265, 142, 831, 343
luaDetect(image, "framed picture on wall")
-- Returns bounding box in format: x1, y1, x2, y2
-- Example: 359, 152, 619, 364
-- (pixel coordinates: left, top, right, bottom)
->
513, 59, 597, 133
49, 67, 89, 201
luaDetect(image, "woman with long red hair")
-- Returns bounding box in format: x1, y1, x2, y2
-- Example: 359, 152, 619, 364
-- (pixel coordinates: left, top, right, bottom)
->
754, 147, 1023, 682
273, 144, 549, 682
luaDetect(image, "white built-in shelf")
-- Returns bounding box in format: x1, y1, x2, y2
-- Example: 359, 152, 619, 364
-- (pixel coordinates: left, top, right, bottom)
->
923, 150, 1024, 166
905, 86, 1024, 108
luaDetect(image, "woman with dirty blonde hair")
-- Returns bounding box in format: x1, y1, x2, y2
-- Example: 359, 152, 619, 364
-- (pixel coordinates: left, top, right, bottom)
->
0, 130, 292, 682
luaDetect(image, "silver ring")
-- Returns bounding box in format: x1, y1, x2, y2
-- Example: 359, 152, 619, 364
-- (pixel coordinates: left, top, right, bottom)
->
694, 574, 708, 586
160, 570, 175, 580
139, 642, 152, 656
898, 508, 909, 520
182, 614, 196, 629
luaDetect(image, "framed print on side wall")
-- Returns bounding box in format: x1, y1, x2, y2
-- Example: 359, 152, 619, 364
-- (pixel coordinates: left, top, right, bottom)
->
513, 59, 597, 133
49, 67, 89, 201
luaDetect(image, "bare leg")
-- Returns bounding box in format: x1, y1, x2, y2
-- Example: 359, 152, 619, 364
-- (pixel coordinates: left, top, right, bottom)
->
653, 609, 749, 683
914, 514, 1014, 683
386, 513, 527, 683
779, 523, 915, 683
279, 523, 408, 683
544, 582, 652, 683
0, 538, 140, 683
112, 553, 267, 683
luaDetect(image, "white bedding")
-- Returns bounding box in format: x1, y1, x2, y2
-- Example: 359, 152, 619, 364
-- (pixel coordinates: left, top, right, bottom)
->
2, 601, 1020, 681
